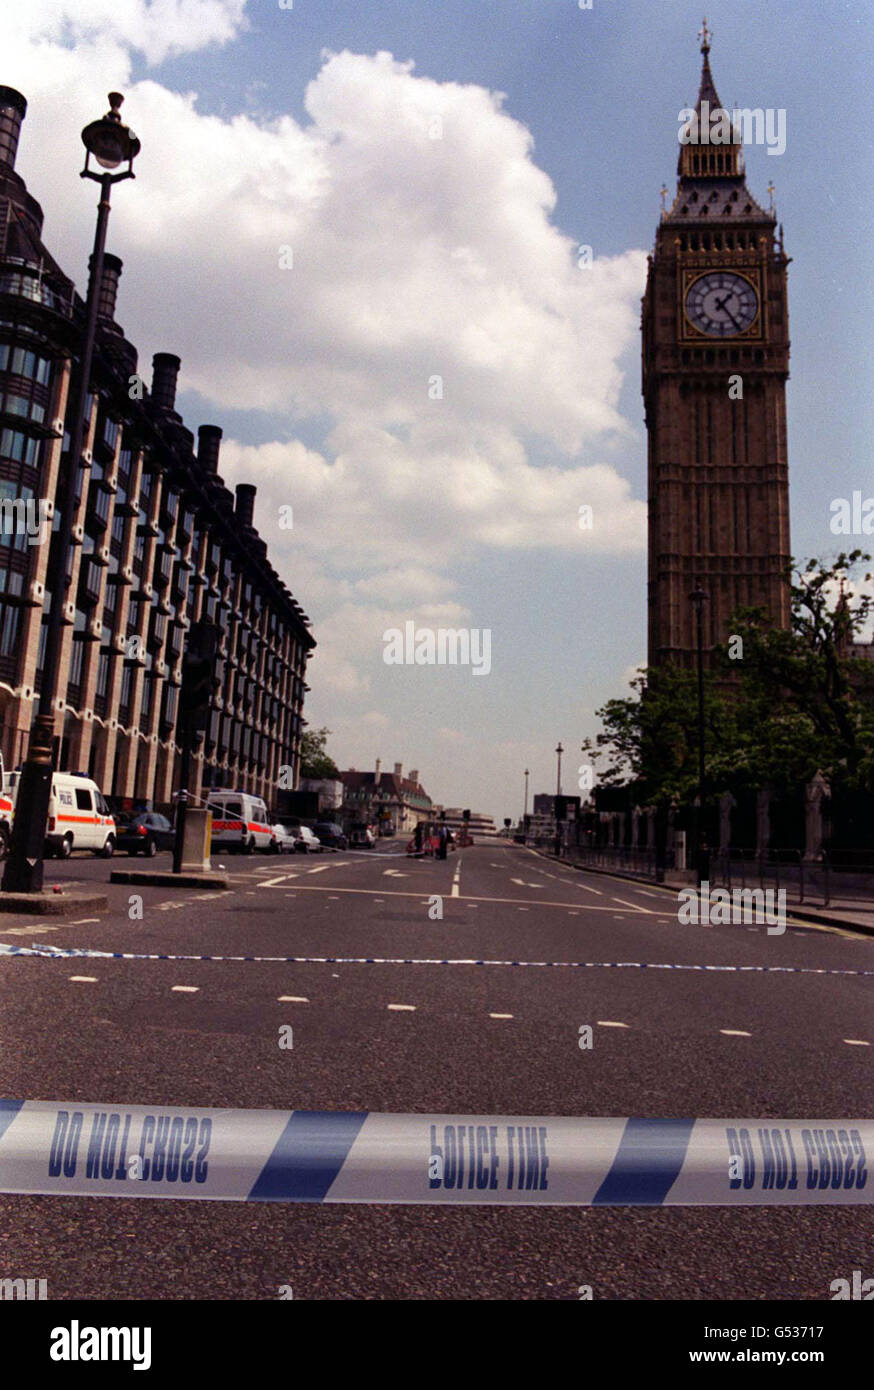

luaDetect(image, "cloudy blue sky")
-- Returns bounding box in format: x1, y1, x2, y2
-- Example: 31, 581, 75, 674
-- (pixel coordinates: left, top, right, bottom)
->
5, 1, 873, 819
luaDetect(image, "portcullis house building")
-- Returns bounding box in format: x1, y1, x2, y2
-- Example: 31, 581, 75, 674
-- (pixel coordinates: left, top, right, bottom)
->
0, 86, 314, 807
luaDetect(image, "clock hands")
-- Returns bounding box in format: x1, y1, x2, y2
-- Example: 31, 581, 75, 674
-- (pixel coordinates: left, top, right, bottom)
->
713, 292, 743, 331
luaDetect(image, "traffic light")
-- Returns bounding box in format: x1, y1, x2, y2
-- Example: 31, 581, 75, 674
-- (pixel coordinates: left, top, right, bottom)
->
462, 808, 471, 822
179, 620, 219, 733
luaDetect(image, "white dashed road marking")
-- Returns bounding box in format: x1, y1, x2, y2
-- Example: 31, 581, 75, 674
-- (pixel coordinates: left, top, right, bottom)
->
844, 1038, 870, 1046
597, 1020, 630, 1028
720, 1029, 752, 1037
171, 985, 199, 993
278, 995, 309, 1003
387, 1003, 416, 1011
69, 975, 97, 983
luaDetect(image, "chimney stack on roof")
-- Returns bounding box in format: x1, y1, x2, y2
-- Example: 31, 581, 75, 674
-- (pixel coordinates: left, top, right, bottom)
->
93, 252, 123, 326
151, 353, 181, 415
235, 483, 256, 530
394, 762, 402, 779
197, 423, 222, 473
0, 87, 26, 171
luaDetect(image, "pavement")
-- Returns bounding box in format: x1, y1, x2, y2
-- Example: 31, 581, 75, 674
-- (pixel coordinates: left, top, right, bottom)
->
543, 851, 874, 936
0, 840, 871, 1299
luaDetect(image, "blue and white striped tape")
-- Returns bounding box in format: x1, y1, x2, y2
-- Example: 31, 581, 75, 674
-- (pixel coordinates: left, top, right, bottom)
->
0, 1101, 870, 1205
1, 943, 872, 977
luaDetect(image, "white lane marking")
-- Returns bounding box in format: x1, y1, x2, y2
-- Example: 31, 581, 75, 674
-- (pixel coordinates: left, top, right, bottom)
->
278, 995, 309, 1003
328, 896, 339, 900
490, 1013, 513, 1020
156, 901, 186, 911
69, 975, 97, 982
451, 863, 461, 898
373, 898, 384, 903
568, 912, 579, 917
518, 908, 529, 912
251, 883, 659, 912
306, 864, 337, 875
597, 1020, 630, 1028
468, 903, 479, 908
258, 875, 294, 888
612, 897, 650, 914
171, 985, 199, 993
843, 1038, 870, 1046
383, 869, 407, 877
720, 1029, 752, 1037
387, 1003, 416, 1011
71, 917, 100, 925
575, 883, 603, 896
0, 925, 57, 936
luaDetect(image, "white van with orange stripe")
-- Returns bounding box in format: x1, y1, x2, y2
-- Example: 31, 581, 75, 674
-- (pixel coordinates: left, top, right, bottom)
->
206, 789, 274, 855
43, 773, 116, 858
0, 754, 12, 856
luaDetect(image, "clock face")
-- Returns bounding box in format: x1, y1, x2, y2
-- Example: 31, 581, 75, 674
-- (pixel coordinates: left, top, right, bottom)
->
685, 272, 758, 337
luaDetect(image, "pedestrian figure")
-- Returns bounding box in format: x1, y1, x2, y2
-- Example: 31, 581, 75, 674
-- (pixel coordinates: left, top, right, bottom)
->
437, 824, 448, 860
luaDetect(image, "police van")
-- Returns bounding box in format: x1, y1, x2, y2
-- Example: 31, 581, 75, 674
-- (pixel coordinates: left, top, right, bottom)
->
206, 789, 274, 854
3, 769, 116, 858
0, 752, 12, 857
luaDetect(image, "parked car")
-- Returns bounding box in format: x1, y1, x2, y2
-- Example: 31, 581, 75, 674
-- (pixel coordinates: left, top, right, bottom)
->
293, 825, 323, 854
116, 810, 174, 857
270, 822, 299, 854
349, 822, 375, 848
313, 821, 347, 851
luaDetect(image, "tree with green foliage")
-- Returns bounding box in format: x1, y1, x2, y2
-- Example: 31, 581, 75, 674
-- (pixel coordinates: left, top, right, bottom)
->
299, 727, 340, 779
585, 552, 874, 803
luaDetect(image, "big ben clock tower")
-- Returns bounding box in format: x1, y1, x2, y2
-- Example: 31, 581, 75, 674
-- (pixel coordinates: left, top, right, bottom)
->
643, 21, 791, 671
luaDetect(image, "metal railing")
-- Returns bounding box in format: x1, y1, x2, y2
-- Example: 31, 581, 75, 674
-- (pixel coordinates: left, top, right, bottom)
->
525, 837, 874, 910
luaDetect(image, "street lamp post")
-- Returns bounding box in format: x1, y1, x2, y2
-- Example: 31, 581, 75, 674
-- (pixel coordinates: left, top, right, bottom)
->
2, 94, 139, 894
690, 580, 709, 888
555, 742, 563, 797
523, 768, 529, 824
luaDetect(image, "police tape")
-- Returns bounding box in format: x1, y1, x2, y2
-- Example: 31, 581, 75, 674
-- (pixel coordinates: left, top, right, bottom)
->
2, 943, 872, 977
0, 1101, 871, 1205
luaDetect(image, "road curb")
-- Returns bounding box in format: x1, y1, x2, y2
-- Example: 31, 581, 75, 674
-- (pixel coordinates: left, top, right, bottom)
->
531, 850, 874, 937
0, 890, 108, 916
108, 870, 229, 890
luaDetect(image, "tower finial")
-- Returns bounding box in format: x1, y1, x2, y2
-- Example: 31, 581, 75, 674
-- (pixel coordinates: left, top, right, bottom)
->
698, 17, 712, 54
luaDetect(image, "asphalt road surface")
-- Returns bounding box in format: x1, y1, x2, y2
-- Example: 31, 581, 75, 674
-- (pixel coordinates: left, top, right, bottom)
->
0, 841, 871, 1300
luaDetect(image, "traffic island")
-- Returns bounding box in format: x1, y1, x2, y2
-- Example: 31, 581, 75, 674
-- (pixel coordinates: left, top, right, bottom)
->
0, 889, 109, 916
109, 869, 229, 890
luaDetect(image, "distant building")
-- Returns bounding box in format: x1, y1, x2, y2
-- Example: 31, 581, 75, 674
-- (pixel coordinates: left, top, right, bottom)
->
441, 808, 498, 840
341, 760, 431, 834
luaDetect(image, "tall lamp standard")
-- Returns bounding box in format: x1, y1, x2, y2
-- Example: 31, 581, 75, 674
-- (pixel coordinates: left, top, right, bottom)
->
523, 768, 529, 823
690, 580, 709, 888
3, 94, 140, 894
555, 743, 563, 797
